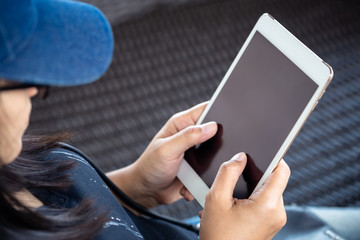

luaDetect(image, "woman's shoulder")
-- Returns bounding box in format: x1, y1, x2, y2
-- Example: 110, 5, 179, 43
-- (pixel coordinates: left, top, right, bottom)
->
44, 144, 94, 168
36, 144, 145, 239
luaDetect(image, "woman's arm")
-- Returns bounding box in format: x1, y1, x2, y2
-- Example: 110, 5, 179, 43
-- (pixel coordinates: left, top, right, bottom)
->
106, 102, 217, 209
107, 102, 290, 239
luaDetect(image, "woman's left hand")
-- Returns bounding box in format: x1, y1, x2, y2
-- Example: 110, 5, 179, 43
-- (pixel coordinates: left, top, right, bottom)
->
107, 102, 217, 209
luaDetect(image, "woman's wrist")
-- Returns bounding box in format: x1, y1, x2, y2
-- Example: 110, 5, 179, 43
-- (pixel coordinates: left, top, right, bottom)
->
106, 163, 159, 209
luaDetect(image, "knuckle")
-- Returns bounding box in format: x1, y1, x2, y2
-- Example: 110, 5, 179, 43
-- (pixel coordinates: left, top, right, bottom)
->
279, 210, 287, 227
205, 190, 221, 205
218, 161, 235, 175
274, 209, 287, 230
260, 201, 287, 229
205, 192, 213, 204
184, 126, 202, 141
263, 201, 278, 213
169, 112, 182, 123
170, 109, 189, 123
154, 142, 168, 158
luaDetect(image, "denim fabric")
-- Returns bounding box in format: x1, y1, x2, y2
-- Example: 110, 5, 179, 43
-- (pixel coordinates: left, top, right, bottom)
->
307, 206, 360, 240
0, 0, 113, 86
126, 209, 198, 240
275, 206, 346, 240
33, 148, 143, 239
33, 147, 198, 239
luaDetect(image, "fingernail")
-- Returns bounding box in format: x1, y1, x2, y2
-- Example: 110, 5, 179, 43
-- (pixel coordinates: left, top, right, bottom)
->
231, 152, 246, 162
201, 121, 217, 135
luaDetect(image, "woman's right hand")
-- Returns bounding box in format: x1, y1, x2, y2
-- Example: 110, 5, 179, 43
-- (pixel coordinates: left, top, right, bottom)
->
199, 153, 291, 240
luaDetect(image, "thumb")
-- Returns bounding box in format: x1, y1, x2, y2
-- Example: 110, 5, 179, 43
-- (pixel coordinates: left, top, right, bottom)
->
164, 121, 217, 154
210, 153, 247, 203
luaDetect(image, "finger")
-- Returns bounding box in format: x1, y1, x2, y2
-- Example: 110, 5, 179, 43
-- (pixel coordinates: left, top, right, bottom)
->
179, 186, 195, 201
160, 102, 209, 137
210, 153, 247, 202
180, 186, 186, 197
198, 210, 203, 218
173, 102, 209, 131
184, 191, 195, 202
164, 121, 217, 154
251, 160, 290, 201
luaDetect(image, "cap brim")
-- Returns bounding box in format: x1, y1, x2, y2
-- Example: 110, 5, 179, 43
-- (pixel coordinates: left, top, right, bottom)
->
0, 0, 113, 86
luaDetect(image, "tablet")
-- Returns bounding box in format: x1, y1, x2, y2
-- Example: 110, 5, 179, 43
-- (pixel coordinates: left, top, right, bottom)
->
177, 13, 333, 207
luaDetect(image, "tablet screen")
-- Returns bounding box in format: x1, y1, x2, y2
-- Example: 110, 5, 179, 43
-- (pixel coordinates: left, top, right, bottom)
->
185, 31, 318, 198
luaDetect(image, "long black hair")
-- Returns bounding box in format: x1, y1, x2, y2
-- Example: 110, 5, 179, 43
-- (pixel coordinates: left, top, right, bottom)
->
0, 133, 108, 240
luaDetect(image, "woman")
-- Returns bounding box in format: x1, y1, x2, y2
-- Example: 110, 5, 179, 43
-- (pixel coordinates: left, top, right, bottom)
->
0, 0, 290, 239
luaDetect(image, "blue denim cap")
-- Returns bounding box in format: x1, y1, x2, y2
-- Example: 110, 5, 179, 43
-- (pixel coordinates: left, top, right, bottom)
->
0, 0, 114, 86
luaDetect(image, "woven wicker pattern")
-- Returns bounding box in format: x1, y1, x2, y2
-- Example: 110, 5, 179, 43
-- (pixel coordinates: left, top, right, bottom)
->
28, 0, 360, 218
81, 0, 204, 24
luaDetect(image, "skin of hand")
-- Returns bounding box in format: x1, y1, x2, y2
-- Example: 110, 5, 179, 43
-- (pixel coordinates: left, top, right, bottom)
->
106, 102, 217, 209
199, 153, 291, 240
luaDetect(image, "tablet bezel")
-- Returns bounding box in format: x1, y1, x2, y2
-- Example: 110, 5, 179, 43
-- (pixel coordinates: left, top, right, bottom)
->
177, 13, 333, 207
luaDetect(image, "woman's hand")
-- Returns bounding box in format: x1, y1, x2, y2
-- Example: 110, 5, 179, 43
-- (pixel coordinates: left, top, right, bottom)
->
107, 102, 217, 209
200, 153, 290, 240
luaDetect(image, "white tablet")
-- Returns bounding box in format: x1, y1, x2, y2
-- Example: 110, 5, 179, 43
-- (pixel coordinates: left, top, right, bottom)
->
177, 13, 333, 207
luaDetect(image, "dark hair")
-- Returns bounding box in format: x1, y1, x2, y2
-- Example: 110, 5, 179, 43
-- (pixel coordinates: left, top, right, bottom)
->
0, 133, 108, 240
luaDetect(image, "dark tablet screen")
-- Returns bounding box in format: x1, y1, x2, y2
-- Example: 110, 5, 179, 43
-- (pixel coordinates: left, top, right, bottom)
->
185, 31, 318, 198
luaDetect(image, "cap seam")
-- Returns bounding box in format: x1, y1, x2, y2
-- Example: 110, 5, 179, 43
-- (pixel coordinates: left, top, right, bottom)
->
0, 20, 12, 61
0, 4, 39, 63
